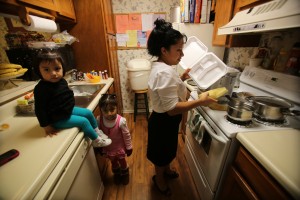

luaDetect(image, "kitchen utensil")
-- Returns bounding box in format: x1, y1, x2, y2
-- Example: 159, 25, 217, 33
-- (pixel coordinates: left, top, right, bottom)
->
225, 94, 250, 107
246, 96, 300, 121
227, 104, 254, 122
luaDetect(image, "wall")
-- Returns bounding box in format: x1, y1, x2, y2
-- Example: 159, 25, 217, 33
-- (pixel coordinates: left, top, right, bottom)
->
225, 29, 300, 74
112, 0, 178, 113
0, 17, 10, 63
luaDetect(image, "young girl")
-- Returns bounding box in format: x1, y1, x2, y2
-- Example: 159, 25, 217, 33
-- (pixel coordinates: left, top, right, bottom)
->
147, 19, 216, 196
97, 94, 133, 185
33, 49, 111, 147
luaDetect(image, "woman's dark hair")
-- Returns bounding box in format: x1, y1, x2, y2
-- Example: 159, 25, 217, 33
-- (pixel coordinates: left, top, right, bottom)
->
33, 49, 65, 79
99, 94, 118, 111
147, 19, 187, 57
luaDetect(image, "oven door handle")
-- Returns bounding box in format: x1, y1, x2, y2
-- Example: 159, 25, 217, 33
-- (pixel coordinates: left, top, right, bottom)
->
199, 121, 226, 143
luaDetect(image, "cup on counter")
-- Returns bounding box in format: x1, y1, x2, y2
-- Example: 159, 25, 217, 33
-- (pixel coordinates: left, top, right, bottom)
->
249, 58, 263, 67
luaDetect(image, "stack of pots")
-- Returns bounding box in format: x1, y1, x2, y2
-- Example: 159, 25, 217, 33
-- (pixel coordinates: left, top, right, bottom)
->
226, 95, 253, 122
225, 93, 300, 123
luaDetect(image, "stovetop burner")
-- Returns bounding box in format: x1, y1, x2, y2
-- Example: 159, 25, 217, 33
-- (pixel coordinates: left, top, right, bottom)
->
225, 115, 253, 128
253, 114, 289, 127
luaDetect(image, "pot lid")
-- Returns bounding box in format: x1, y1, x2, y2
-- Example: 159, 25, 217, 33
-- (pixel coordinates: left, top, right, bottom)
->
247, 96, 293, 108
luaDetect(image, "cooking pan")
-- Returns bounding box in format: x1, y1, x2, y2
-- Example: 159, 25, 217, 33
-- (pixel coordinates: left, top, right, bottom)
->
246, 96, 300, 121
227, 104, 254, 122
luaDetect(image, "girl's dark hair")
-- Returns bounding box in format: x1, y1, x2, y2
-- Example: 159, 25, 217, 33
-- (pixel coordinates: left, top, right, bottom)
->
147, 19, 187, 57
99, 94, 118, 111
33, 49, 65, 79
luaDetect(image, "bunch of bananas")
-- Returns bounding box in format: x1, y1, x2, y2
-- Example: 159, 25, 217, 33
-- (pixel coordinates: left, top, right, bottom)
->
0, 63, 28, 79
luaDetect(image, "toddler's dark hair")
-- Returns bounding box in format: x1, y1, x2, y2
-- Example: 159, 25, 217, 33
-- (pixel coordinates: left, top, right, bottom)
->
99, 94, 118, 111
147, 19, 187, 57
33, 49, 66, 79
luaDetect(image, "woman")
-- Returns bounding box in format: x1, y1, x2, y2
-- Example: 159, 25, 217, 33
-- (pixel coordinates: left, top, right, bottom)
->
146, 19, 216, 196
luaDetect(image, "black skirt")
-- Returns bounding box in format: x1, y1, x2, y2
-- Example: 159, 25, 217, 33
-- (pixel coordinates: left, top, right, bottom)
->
147, 111, 182, 167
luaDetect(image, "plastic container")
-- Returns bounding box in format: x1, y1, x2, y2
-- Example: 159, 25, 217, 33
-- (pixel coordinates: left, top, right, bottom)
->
179, 36, 228, 90
126, 59, 151, 91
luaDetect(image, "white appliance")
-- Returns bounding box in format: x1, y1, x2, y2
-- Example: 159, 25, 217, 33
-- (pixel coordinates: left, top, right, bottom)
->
218, 0, 300, 35
172, 23, 225, 61
34, 136, 104, 199
184, 66, 300, 200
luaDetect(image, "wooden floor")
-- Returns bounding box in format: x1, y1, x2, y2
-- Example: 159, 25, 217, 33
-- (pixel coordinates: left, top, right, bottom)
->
99, 113, 201, 200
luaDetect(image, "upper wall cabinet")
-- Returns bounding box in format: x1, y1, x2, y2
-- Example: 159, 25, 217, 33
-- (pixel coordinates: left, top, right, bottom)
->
213, 0, 271, 47
17, 0, 58, 11
54, 0, 76, 20
0, 0, 76, 23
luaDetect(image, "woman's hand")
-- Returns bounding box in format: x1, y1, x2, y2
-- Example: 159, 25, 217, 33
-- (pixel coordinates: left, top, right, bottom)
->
198, 91, 217, 106
44, 125, 59, 137
181, 68, 191, 81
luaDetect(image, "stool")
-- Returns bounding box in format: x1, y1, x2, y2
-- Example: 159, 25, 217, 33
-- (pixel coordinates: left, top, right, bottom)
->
134, 89, 149, 122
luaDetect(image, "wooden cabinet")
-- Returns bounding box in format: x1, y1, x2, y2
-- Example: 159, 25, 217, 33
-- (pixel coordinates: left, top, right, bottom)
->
69, 0, 123, 114
218, 146, 293, 199
213, 0, 270, 47
54, 0, 76, 20
212, 0, 235, 46
18, 0, 58, 11
0, 0, 76, 23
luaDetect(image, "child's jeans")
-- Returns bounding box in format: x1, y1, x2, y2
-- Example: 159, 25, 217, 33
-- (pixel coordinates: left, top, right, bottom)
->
54, 106, 98, 140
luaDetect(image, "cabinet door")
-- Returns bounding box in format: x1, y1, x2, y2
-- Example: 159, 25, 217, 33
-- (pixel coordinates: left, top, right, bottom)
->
219, 167, 258, 200
18, 0, 58, 11
54, 0, 76, 20
101, 0, 115, 34
235, 147, 293, 199
212, 0, 235, 46
66, 147, 104, 200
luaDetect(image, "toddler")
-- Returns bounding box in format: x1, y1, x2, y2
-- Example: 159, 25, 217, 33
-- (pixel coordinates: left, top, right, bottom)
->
33, 49, 111, 147
96, 94, 133, 185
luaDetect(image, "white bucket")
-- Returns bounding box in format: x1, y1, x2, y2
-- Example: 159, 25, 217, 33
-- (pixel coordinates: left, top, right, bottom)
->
126, 59, 151, 91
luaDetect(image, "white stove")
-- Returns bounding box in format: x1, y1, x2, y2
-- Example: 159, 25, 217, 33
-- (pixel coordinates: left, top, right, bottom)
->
192, 66, 300, 138
184, 66, 300, 200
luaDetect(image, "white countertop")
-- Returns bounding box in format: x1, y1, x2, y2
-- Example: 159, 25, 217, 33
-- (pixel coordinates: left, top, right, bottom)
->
0, 80, 37, 104
237, 129, 300, 199
0, 78, 113, 199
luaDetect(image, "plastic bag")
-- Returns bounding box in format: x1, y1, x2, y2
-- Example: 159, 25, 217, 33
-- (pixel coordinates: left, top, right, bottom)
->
52, 30, 79, 45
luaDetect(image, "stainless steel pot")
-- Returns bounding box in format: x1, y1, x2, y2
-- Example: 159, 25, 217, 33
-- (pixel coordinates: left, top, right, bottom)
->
227, 104, 254, 122
246, 96, 300, 121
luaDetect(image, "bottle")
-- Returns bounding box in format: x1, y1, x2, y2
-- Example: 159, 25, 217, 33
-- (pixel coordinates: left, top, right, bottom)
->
104, 70, 109, 79
273, 49, 289, 72
285, 43, 300, 76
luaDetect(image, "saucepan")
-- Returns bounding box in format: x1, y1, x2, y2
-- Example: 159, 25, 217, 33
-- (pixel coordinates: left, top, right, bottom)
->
246, 96, 300, 121
225, 95, 254, 122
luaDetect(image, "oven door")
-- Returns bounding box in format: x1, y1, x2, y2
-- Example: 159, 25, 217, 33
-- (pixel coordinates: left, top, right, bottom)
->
186, 108, 230, 192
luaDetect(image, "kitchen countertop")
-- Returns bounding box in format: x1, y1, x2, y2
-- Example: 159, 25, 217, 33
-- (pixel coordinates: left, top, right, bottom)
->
237, 129, 300, 199
0, 78, 113, 199
0, 80, 37, 105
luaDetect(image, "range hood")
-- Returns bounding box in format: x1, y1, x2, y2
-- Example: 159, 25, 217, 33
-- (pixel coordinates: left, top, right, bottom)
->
218, 0, 300, 35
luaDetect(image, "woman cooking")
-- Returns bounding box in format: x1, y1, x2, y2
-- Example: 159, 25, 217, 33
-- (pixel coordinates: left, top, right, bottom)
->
146, 19, 216, 196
